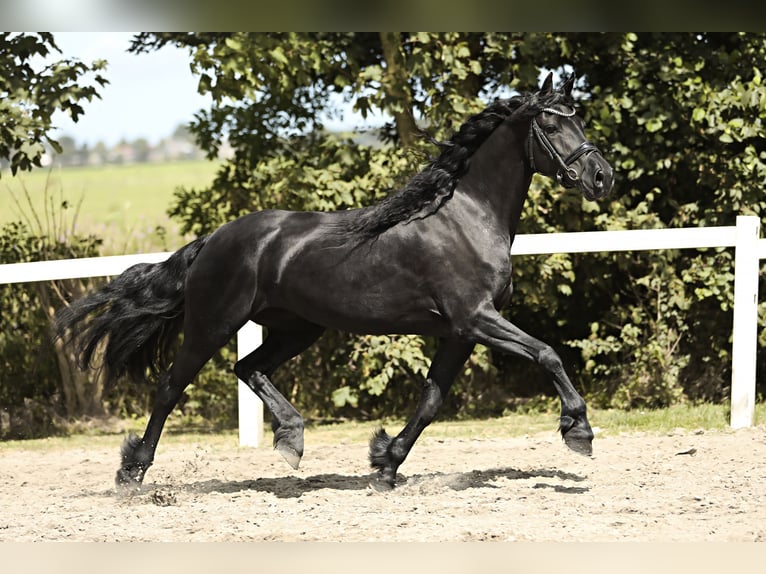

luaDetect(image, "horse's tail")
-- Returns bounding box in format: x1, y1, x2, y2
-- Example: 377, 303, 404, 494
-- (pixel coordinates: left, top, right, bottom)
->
54, 236, 209, 387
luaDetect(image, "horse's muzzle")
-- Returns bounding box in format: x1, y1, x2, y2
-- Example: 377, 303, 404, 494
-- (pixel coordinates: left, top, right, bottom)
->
580, 154, 614, 201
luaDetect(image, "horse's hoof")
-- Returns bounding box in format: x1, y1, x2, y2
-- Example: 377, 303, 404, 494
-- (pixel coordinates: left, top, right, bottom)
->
563, 434, 593, 457
272, 424, 304, 470
369, 474, 395, 492
275, 443, 302, 470
115, 466, 145, 490
560, 414, 594, 457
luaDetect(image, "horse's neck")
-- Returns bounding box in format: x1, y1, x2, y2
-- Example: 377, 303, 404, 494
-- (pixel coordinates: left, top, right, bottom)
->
455, 120, 532, 240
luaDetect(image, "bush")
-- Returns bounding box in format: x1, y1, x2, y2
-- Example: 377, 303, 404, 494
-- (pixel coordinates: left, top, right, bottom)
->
0, 220, 103, 438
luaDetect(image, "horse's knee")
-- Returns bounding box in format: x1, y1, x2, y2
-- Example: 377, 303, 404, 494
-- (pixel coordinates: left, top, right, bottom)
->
537, 345, 563, 372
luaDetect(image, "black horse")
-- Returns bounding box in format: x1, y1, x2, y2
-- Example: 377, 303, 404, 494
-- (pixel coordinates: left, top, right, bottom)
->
55, 72, 614, 490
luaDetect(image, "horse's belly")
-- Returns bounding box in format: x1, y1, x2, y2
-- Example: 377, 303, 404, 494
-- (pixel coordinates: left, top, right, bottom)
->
284, 287, 449, 336
263, 258, 446, 335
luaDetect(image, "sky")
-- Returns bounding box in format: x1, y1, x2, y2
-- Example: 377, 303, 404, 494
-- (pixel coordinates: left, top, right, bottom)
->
48, 32, 374, 149
49, 32, 212, 147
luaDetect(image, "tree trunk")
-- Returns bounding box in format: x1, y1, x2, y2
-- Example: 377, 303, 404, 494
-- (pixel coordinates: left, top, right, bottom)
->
379, 32, 419, 148
38, 280, 106, 419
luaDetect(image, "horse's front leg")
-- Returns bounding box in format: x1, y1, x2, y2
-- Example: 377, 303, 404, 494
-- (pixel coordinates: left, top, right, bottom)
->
466, 305, 594, 455
233, 323, 324, 470
369, 339, 474, 490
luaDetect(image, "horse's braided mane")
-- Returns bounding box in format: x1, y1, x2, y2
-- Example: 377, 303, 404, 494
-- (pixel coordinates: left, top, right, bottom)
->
348, 88, 574, 239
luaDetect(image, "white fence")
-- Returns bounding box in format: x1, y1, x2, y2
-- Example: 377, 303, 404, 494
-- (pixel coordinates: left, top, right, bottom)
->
0, 216, 763, 445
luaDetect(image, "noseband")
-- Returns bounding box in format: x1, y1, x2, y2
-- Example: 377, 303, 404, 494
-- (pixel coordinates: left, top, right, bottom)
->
527, 107, 600, 188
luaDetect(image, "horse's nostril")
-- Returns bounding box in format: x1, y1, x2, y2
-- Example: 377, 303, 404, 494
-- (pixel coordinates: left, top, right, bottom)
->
594, 169, 604, 188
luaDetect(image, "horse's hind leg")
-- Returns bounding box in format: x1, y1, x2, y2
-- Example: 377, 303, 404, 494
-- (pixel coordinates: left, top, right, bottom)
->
233, 322, 324, 470
116, 337, 221, 487
369, 338, 474, 490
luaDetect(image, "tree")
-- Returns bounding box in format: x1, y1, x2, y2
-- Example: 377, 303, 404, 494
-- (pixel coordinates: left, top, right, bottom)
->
534, 33, 766, 406
128, 33, 535, 234
127, 32, 539, 415
0, 32, 107, 178
124, 32, 765, 416
0, 33, 111, 436
132, 137, 151, 162
0, 217, 106, 438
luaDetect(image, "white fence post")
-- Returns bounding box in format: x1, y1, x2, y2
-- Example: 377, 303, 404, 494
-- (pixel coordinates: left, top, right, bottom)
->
236, 321, 264, 446
730, 215, 761, 429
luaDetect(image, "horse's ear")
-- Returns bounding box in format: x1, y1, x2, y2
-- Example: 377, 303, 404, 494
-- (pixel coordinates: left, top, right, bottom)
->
539, 72, 554, 94
562, 72, 575, 96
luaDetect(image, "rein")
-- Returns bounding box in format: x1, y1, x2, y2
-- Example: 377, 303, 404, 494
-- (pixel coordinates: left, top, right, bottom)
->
527, 107, 600, 188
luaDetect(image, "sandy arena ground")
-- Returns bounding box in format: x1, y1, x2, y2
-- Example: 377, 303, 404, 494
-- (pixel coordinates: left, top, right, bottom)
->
2, 425, 766, 542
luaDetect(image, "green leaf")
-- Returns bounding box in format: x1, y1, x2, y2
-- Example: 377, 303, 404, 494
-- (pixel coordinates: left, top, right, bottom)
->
645, 118, 663, 132
728, 118, 744, 128
224, 37, 242, 51
331, 386, 358, 408
269, 46, 289, 66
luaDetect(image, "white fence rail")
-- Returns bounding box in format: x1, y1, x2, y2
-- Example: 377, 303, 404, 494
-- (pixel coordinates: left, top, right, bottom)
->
513, 216, 764, 430
0, 216, 763, 445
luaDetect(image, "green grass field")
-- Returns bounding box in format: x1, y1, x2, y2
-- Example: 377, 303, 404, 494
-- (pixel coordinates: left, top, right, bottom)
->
1, 160, 220, 253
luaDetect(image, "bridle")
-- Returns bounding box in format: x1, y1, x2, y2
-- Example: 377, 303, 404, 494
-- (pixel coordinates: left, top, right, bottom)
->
527, 106, 601, 188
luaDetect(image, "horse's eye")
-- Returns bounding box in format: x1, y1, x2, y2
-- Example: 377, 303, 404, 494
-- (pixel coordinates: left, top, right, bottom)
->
543, 124, 558, 135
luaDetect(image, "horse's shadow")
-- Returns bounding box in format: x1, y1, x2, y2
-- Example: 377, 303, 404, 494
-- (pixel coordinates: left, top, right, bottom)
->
150, 466, 588, 499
